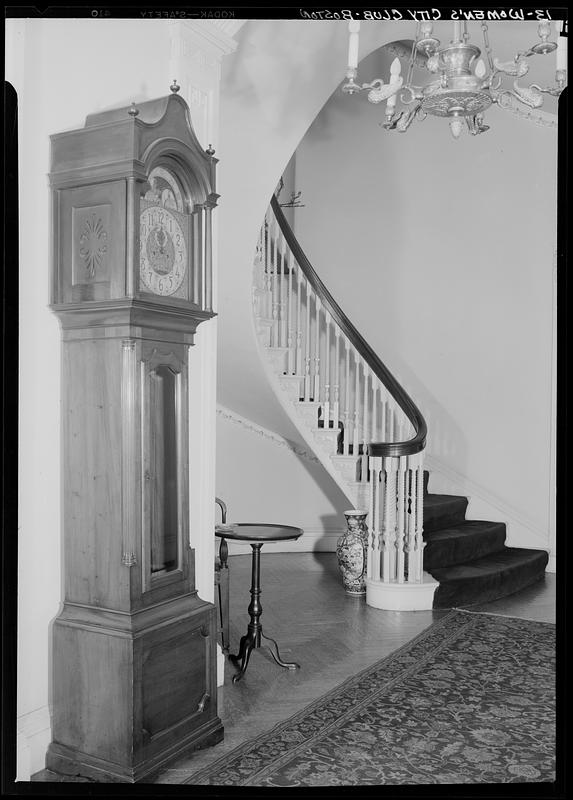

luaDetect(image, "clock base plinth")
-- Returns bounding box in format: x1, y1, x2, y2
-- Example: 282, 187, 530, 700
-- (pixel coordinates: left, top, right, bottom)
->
46, 596, 223, 783
46, 720, 224, 784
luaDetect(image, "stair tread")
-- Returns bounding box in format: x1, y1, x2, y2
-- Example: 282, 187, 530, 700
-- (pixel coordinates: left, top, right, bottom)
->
424, 492, 468, 507
428, 547, 548, 582
424, 519, 505, 541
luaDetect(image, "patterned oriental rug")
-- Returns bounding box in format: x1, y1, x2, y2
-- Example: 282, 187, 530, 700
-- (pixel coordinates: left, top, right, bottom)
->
186, 610, 555, 786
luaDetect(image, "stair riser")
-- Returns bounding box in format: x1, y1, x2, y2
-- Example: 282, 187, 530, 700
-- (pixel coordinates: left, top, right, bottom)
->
298, 405, 321, 426
311, 430, 340, 452
424, 528, 507, 570
423, 498, 468, 532
267, 349, 289, 374
256, 324, 273, 348
331, 456, 361, 483
278, 376, 303, 401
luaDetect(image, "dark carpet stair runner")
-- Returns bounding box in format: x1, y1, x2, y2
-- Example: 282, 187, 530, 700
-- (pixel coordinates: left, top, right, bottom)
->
422, 472, 549, 608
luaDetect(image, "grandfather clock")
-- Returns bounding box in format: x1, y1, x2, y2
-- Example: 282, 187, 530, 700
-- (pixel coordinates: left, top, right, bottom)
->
45, 85, 223, 783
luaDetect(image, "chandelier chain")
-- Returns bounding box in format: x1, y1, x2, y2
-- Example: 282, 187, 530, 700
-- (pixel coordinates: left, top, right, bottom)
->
405, 22, 420, 88
481, 22, 495, 73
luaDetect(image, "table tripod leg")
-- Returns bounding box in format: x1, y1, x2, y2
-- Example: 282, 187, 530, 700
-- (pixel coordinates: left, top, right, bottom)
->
261, 631, 300, 670
229, 631, 256, 683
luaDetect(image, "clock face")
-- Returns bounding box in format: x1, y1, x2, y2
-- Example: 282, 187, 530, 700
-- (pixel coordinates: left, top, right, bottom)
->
140, 205, 187, 296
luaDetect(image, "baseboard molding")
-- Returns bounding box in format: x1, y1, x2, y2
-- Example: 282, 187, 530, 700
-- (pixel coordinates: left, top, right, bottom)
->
546, 554, 556, 574
216, 645, 225, 687
17, 705, 51, 781
224, 527, 342, 556
425, 454, 552, 555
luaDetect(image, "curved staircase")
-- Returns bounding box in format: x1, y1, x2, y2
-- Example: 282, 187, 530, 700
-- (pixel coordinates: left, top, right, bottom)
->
422, 480, 548, 608
251, 192, 549, 610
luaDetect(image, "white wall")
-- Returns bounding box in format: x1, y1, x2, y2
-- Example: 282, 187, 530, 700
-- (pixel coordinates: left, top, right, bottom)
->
215, 408, 348, 554
214, 20, 558, 561
291, 43, 558, 553
215, 19, 415, 432
214, 20, 414, 544
8, 17, 233, 779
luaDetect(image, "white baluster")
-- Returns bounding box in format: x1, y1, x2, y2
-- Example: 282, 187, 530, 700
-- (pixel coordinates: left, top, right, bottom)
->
278, 230, 286, 349
405, 461, 415, 581
415, 454, 425, 582
323, 311, 331, 428
396, 456, 407, 583
353, 350, 360, 457
256, 224, 263, 267
265, 210, 273, 318
333, 328, 340, 431
296, 262, 303, 377
314, 297, 321, 402
371, 380, 378, 443
362, 363, 369, 481
382, 458, 397, 582
343, 339, 351, 455
271, 217, 280, 346
388, 404, 395, 441
287, 249, 294, 374
380, 394, 387, 442
368, 455, 382, 581
304, 279, 312, 401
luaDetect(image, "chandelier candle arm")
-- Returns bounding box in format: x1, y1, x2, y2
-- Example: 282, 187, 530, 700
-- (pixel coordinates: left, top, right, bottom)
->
386, 58, 402, 117
348, 21, 360, 70
555, 22, 567, 72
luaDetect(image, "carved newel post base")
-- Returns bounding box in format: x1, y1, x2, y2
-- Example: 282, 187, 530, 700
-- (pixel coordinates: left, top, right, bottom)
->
336, 510, 369, 595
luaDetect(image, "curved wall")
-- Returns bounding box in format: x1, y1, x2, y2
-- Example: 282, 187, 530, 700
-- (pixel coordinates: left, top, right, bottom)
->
215, 20, 558, 555
291, 42, 558, 550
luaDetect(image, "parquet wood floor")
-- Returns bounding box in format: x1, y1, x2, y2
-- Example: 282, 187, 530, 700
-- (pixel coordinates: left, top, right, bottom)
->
33, 551, 555, 784
153, 551, 556, 784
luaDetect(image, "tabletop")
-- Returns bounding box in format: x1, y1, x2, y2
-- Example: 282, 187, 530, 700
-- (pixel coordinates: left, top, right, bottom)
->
215, 523, 303, 543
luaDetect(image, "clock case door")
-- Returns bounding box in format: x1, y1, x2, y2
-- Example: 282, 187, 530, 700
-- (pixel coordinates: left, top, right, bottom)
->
46, 91, 223, 782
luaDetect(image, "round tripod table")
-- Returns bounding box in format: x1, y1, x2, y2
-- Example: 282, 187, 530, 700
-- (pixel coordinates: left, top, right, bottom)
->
215, 523, 303, 683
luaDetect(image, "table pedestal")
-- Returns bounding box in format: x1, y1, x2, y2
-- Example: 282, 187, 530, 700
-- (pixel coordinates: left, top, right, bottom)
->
215, 524, 303, 683
227, 542, 300, 683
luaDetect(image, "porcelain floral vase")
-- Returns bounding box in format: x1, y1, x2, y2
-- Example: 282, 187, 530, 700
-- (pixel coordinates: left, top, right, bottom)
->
336, 510, 369, 595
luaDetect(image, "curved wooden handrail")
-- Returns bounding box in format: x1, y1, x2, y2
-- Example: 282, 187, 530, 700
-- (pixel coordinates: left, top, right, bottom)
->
270, 194, 426, 457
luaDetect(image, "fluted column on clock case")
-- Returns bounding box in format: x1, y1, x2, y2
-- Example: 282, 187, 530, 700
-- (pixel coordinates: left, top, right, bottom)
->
45, 86, 223, 783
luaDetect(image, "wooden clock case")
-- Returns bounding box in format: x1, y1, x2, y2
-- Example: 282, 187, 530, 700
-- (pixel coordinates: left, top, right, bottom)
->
45, 89, 223, 783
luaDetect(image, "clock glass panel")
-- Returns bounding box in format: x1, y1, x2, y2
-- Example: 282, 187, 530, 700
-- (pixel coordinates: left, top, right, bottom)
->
149, 365, 178, 575
140, 168, 188, 298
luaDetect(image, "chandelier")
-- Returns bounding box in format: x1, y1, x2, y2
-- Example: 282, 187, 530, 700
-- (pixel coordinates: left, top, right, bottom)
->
342, 20, 567, 138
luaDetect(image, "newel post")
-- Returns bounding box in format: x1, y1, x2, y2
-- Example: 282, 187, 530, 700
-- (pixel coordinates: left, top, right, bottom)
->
365, 449, 438, 611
